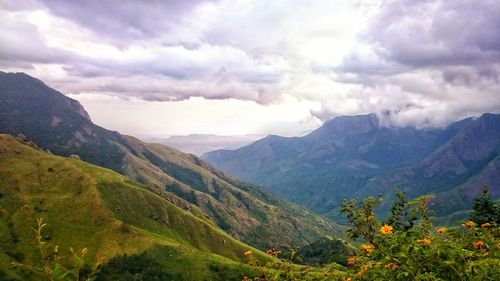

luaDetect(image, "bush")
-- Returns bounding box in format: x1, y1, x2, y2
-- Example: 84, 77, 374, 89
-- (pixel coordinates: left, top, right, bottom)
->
341, 193, 500, 280
95, 253, 179, 281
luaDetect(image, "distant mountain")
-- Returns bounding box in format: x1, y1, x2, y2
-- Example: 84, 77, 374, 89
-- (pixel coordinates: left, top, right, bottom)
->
0, 134, 272, 280
149, 134, 262, 155
0, 71, 342, 249
203, 113, 500, 222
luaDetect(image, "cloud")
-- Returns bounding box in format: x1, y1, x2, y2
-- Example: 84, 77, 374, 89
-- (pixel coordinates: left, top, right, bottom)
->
0, 10, 76, 66
1, 0, 499, 135
313, 0, 500, 127
38, 0, 209, 42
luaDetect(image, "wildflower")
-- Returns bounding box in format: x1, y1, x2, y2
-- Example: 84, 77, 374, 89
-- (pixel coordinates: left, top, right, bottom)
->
436, 227, 446, 234
481, 222, 491, 228
244, 250, 252, 256
357, 264, 369, 276
417, 238, 432, 246
463, 220, 475, 229
379, 224, 393, 235
483, 252, 489, 257
323, 272, 329, 278
361, 243, 375, 255
473, 240, 485, 249
385, 263, 398, 270
347, 257, 356, 265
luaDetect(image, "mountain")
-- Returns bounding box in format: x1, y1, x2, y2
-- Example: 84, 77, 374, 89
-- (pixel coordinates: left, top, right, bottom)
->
0, 134, 272, 280
148, 134, 262, 155
0, 71, 341, 249
203, 113, 500, 221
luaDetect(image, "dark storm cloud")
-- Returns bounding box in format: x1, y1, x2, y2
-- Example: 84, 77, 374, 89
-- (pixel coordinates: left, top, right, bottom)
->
38, 0, 210, 42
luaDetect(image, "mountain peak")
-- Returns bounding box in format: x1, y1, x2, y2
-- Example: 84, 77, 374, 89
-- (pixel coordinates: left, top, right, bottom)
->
308, 113, 379, 139
0, 71, 91, 121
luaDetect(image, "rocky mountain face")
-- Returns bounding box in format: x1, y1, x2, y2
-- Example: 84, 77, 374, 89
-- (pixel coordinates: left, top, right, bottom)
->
0, 71, 341, 249
203, 113, 500, 221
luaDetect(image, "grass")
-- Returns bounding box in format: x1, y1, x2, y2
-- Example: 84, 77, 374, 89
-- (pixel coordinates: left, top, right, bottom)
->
0, 134, 276, 280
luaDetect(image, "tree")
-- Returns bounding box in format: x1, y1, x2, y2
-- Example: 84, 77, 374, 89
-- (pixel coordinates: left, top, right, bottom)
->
471, 186, 499, 225
386, 190, 418, 231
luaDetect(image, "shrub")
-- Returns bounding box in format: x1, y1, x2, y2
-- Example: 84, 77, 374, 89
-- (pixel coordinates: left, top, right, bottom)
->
94, 253, 179, 281
341, 193, 500, 280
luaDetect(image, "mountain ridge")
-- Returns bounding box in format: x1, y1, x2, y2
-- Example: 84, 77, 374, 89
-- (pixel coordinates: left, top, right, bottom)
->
203, 112, 500, 222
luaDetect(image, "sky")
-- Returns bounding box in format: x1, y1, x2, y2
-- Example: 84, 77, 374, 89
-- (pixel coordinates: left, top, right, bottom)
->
1, 0, 500, 137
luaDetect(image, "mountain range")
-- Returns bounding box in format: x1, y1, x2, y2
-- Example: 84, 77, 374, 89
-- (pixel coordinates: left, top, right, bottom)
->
0, 71, 341, 250
203, 113, 500, 222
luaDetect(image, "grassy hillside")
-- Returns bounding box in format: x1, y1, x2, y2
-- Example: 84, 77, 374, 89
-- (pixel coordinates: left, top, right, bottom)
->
0, 71, 342, 249
0, 134, 276, 280
120, 135, 343, 249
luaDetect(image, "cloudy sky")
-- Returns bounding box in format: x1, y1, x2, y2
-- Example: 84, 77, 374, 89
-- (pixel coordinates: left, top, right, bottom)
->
1, 0, 500, 137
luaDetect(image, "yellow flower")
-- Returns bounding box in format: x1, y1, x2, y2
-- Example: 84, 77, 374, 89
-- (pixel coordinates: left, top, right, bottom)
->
244, 250, 252, 256
481, 222, 491, 228
379, 224, 393, 235
436, 227, 446, 234
473, 240, 485, 249
361, 243, 375, 255
323, 272, 329, 277
417, 238, 432, 246
347, 257, 356, 265
463, 220, 475, 229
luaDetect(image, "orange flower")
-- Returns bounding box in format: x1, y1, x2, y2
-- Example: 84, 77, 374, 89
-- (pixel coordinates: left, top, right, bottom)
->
347, 257, 356, 265
357, 264, 370, 276
323, 272, 329, 277
473, 240, 485, 249
483, 252, 489, 257
417, 238, 432, 246
385, 263, 398, 270
379, 224, 393, 235
436, 227, 446, 234
244, 250, 253, 256
481, 222, 491, 228
463, 220, 475, 229
361, 243, 375, 255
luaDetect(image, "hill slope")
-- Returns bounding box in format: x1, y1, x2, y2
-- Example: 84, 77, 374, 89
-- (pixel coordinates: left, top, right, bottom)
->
203, 113, 500, 221
0, 134, 272, 280
0, 71, 341, 249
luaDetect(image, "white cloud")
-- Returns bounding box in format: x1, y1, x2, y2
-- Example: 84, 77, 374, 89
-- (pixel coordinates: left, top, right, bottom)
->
1, 0, 499, 136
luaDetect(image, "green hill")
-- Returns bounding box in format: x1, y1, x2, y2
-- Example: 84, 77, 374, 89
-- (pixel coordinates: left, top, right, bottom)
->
0, 134, 273, 280
0, 71, 342, 249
